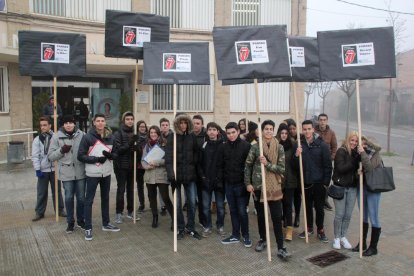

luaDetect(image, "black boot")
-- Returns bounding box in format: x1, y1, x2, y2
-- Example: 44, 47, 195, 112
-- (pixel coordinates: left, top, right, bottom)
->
152, 215, 159, 228
363, 227, 381, 257
352, 222, 369, 252
293, 215, 300, 228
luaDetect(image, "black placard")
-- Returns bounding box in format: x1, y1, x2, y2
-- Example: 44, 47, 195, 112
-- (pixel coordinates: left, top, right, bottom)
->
19, 31, 86, 77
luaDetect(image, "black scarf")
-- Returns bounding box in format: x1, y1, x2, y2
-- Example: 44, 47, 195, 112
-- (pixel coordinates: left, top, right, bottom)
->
39, 131, 53, 154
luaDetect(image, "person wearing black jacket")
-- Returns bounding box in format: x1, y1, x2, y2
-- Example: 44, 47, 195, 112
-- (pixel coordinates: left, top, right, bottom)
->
113, 112, 139, 224
217, 122, 251, 247
136, 120, 148, 213
198, 122, 225, 238
331, 131, 360, 250
165, 113, 201, 240
293, 120, 332, 242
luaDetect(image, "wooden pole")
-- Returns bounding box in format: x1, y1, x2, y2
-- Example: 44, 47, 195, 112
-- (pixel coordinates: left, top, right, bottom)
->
133, 61, 138, 224
244, 84, 249, 127
254, 79, 271, 262
53, 77, 59, 222
173, 83, 178, 252
355, 79, 364, 258
292, 82, 308, 243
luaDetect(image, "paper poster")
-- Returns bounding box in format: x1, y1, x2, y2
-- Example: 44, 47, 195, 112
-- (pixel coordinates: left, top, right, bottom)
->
342, 42, 375, 67
235, 40, 269, 65
163, 53, 191, 72
92, 88, 120, 129
41, 43, 70, 64
289, 46, 305, 67
122, 26, 151, 47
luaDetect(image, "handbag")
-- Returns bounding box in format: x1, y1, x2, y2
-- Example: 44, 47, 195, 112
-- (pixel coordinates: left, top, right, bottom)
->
365, 161, 395, 193
327, 183, 345, 200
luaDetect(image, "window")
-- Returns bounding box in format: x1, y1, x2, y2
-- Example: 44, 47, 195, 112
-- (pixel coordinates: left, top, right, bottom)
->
232, 0, 260, 26
0, 66, 9, 113
152, 75, 214, 112
0, 0, 7, 12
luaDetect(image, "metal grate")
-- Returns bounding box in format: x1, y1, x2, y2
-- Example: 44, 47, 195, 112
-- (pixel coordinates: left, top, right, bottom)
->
307, 250, 349, 267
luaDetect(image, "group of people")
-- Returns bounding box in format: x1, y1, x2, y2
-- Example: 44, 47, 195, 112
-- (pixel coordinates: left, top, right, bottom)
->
31, 110, 384, 259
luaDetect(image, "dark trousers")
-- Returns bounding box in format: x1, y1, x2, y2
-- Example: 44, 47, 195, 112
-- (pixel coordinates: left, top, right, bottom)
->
174, 182, 197, 231
254, 190, 284, 250
225, 183, 249, 239
136, 169, 145, 207
84, 175, 111, 230
196, 178, 206, 226
304, 183, 326, 231
115, 168, 133, 214
146, 183, 173, 218
282, 188, 295, 227
294, 186, 301, 217
202, 188, 225, 229
63, 179, 85, 224
34, 171, 64, 216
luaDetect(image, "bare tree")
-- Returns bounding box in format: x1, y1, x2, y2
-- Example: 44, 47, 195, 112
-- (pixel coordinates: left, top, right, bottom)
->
304, 83, 316, 119
336, 80, 356, 137
316, 82, 333, 113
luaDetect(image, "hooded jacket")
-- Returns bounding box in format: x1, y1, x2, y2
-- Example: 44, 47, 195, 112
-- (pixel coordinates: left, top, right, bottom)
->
48, 127, 86, 181
113, 112, 135, 170
198, 136, 224, 191
165, 114, 198, 184
31, 130, 54, 172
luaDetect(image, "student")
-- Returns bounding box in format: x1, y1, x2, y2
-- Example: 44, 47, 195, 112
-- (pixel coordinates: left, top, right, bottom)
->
217, 122, 251, 247
136, 120, 148, 213
159, 117, 173, 215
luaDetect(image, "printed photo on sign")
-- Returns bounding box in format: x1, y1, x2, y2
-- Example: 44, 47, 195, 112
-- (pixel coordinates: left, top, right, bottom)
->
123, 26, 151, 47
163, 53, 191, 72
342, 42, 375, 67
289, 46, 305, 67
41, 43, 70, 64
235, 40, 269, 65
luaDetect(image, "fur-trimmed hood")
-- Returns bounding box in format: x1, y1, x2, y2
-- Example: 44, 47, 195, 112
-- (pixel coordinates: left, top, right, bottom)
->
173, 113, 193, 135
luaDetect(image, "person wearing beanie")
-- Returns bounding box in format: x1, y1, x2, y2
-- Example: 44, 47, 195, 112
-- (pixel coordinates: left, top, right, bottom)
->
113, 112, 139, 224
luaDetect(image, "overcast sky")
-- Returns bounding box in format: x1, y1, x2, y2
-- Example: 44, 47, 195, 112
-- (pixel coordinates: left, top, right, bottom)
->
306, 0, 414, 52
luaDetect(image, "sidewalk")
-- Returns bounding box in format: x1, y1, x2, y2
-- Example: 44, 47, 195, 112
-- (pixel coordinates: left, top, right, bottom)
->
1, 155, 413, 275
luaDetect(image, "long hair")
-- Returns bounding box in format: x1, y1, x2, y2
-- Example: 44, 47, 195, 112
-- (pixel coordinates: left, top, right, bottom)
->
342, 130, 359, 155
147, 125, 166, 146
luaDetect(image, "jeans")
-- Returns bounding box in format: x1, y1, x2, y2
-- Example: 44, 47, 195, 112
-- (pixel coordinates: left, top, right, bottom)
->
304, 183, 326, 231
136, 169, 145, 207
63, 179, 86, 225
34, 171, 64, 216
333, 187, 357, 238
358, 185, 381, 228
84, 176, 111, 230
294, 186, 302, 217
174, 181, 197, 231
196, 178, 206, 226
202, 188, 225, 229
147, 183, 173, 218
225, 183, 249, 239
115, 168, 133, 214
282, 188, 295, 227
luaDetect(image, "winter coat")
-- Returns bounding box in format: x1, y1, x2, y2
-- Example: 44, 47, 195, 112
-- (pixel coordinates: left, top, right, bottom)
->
280, 139, 298, 189
113, 125, 134, 170
48, 128, 86, 181
31, 131, 54, 172
332, 146, 360, 188
77, 127, 117, 178
360, 139, 382, 173
292, 134, 332, 186
217, 137, 251, 186
315, 125, 338, 160
165, 114, 198, 184
142, 141, 169, 185
198, 137, 224, 191
42, 103, 62, 117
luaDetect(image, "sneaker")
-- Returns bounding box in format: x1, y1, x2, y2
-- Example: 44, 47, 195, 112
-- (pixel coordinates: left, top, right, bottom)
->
160, 206, 167, 216
77, 221, 85, 230
253, 208, 257, 215
317, 229, 329, 243
32, 214, 44, 222
255, 239, 267, 252
85, 229, 93, 241
137, 206, 145, 214
177, 230, 185, 240
66, 223, 74, 234
202, 227, 212, 238
298, 229, 314, 239
333, 238, 341, 249
217, 227, 226, 237
188, 230, 202, 240
246, 206, 249, 213
115, 213, 123, 224
102, 223, 120, 232
243, 237, 252, 248
221, 236, 240, 244
277, 247, 291, 261
340, 237, 352, 249
324, 201, 333, 211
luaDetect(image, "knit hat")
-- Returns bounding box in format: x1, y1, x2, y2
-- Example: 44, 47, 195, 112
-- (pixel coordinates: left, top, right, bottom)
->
277, 123, 289, 135
248, 121, 258, 132
121, 111, 134, 123
49, 96, 54, 100
62, 114, 75, 124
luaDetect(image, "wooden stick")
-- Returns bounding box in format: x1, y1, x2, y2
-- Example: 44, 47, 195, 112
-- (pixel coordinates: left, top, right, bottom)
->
355, 79, 364, 258
133, 61, 138, 224
173, 83, 178, 252
53, 76, 59, 222
292, 82, 308, 243
254, 79, 271, 262
244, 84, 249, 127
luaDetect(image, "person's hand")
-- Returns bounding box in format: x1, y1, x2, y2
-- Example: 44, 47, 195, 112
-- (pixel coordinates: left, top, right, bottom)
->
36, 170, 44, 178
102, 150, 113, 160
295, 147, 302, 157
357, 145, 365, 154
148, 161, 156, 168
246, 184, 254, 193
60, 144, 72, 154
358, 168, 363, 175
259, 156, 268, 166
97, 156, 107, 164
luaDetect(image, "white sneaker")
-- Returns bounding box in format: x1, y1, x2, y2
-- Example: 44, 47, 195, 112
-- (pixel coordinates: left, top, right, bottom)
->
333, 238, 341, 249
340, 237, 352, 249
115, 213, 122, 224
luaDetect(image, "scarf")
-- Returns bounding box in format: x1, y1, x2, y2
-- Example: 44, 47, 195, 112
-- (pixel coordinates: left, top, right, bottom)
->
261, 137, 283, 202
39, 131, 53, 155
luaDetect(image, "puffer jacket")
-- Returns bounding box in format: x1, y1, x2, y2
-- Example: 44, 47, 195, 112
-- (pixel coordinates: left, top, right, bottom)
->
142, 141, 168, 185
77, 127, 117, 178
198, 137, 224, 191
31, 131, 54, 172
165, 114, 198, 184
332, 146, 360, 188
279, 138, 298, 189
48, 127, 86, 181
113, 125, 134, 170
